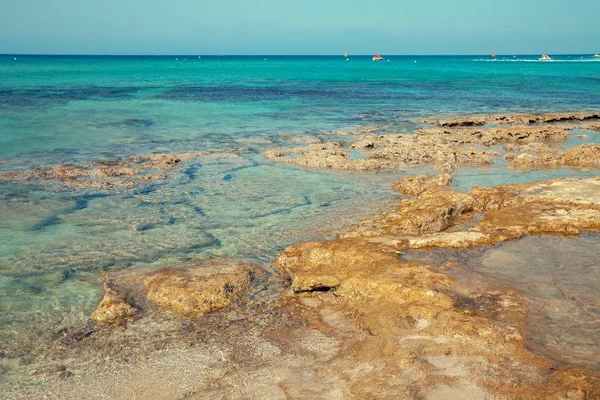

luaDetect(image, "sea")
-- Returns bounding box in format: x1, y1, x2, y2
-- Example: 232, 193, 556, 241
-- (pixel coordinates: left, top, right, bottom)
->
1, 54, 600, 384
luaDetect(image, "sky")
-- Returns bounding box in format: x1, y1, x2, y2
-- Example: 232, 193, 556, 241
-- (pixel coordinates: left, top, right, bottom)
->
1, 0, 599, 55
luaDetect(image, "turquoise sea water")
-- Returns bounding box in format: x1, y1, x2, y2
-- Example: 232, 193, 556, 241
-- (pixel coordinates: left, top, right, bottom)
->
0, 54, 599, 368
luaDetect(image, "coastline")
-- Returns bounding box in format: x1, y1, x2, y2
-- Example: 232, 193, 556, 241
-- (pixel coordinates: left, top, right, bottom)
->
2, 111, 600, 398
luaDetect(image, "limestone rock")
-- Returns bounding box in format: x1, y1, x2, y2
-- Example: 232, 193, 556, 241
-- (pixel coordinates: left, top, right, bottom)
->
418, 125, 570, 146
434, 111, 600, 127
0, 151, 229, 190
90, 260, 259, 323
142, 263, 257, 317
344, 188, 476, 238
263, 111, 597, 172
509, 144, 600, 169
393, 174, 452, 196
437, 116, 487, 127
90, 282, 139, 325
263, 142, 401, 170
274, 174, 600, 399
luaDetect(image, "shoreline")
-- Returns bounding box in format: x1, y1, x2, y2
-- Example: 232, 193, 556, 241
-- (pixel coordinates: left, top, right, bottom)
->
2, 111, 600, 398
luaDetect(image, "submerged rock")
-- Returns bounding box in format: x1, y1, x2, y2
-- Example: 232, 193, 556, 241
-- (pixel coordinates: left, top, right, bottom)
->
264, 142, 402, 170
332, 125, 383, 135
0, 151, 236, 190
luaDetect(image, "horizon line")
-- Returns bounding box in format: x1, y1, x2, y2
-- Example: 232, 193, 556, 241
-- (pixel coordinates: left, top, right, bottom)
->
2, 53, 598, 57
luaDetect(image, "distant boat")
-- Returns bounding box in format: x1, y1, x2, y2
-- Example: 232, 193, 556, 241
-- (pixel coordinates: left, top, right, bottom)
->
540, 54, 552, 61
595, 54, 600, 57
491, 52, 496, 58
344, 52, 348, 58
372, 53, 384, 61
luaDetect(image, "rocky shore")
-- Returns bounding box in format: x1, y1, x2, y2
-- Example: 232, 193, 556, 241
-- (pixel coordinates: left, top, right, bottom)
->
271, 174, 600, 399
264, 111, 600, 172
22, 173, 594, 400
2, 111, 600, 399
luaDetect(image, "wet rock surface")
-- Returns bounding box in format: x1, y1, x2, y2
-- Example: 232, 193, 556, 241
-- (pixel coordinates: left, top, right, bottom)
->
271, 174, 600, 398
344, 175, 600, 247
90, 260, 260, 323
90, 281, 140, 325
509, 144, 600, 169
264, 142, 403, 170
142, 262, 258, 317
392, 173, 453, 196
400, 233, 600, 370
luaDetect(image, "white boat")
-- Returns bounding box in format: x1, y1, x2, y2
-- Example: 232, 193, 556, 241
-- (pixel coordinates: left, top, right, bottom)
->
540, 54, 552, 61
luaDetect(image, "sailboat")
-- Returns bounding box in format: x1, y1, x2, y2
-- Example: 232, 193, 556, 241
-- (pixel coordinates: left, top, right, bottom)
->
372, 53, 384, 61
540, 54, 552, 61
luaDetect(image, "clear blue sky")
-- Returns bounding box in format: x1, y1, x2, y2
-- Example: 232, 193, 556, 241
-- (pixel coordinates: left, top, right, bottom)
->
1, 0, 598, 55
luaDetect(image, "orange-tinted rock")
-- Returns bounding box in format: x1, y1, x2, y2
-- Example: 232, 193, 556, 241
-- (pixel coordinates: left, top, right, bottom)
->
344, 188, 476, 238
509, 144, 600, 169
343, 176, 600, 251
90, 282, 139, 325
274, 233, 600, 398
581, 121, 600, 131
142, 262, 257, 317
264, 112, 595, 172
418, 125, 570, 146
264, 142, 402, 170
504, 141, 559, 154
431, 111, 600, 128
273, 174, 600, 398
392, 174, 453, 196
90, 260, 260, 322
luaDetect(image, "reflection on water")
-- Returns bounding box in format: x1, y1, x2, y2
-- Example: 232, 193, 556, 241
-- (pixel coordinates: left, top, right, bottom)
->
401, 234, 600, 369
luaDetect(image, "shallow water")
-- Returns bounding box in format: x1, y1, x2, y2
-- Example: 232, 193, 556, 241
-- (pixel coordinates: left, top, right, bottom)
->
1, 54, 600, 386
401, 234, 600, 369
